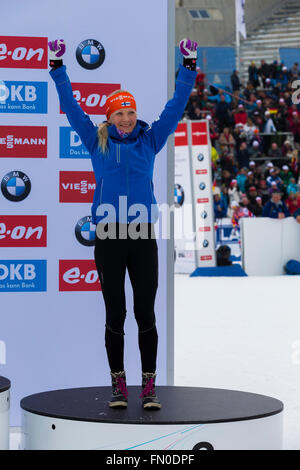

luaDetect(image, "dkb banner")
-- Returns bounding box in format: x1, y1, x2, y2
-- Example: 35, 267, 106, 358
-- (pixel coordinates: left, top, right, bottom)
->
0, 0, 174, 425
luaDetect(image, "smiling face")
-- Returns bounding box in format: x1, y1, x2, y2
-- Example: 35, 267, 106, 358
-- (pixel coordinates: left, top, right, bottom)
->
109, 108, 137, 134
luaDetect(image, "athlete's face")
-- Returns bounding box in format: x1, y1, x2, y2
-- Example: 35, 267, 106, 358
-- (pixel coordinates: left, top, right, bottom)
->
110, 108, 137, 134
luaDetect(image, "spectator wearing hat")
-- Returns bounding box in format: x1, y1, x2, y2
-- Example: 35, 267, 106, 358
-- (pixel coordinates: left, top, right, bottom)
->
214, 192, 228, 219
257, 179, 271, 205
262, 189, 290, 219
287, 177, 299, 195
255, 196, 264, 215
247, 188, 263, 216
266, 167, 283, 190
234, 104, 248, 126
231, 200, 254, 228
281, 140, 294, 159
264, 110, 277, 133
243, 117, 259, 144
280, 165, 294, 186
228, 179, 241, 207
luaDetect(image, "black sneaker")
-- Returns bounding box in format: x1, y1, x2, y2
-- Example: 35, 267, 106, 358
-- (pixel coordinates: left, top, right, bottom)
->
140, 372, 162, 410
109, 371, 128, 408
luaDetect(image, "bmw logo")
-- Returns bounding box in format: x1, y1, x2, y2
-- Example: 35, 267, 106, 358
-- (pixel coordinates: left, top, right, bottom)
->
197, 153, 205, 162
203, 239, 209, 248
75, 216, 96, 246
1, 171, 31, 202
174, 184, 185, 207
199, 182, 206, 191
76, 39, 105, 70
201, 210, 208, 219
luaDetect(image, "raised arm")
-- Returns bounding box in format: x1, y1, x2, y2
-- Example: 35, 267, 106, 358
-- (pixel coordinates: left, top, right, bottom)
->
48, 40, 98, 155
147, 39, 198, 154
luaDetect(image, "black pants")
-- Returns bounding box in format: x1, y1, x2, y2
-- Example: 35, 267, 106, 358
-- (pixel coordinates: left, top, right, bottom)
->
94, 223, 158, 373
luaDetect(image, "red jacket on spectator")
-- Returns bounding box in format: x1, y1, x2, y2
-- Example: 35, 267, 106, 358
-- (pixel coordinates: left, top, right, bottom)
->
285, 194, 300, 215
234, 111, 248, 125
288, 118, 300, 137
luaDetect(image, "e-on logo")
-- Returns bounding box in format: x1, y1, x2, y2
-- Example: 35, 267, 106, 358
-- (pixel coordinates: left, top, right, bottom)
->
76, 39, 105, 70
75, 216, 96, 246
174, 184, 184, 207
1, 171, 31, 202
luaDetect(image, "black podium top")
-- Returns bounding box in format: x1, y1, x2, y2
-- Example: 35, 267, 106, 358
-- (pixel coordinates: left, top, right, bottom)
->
0, 376, 11, 393
20, 386, 283, 425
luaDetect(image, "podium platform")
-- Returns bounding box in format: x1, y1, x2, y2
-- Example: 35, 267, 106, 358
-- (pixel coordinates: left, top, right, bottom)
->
0, 377, 10, 450
20, 386, 283, 450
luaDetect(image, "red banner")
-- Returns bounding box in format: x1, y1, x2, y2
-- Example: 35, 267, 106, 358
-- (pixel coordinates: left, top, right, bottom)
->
59, 259, 101, 291
0, 126, 47, 158
0, 36, 48, 69
0, 215, 47, 247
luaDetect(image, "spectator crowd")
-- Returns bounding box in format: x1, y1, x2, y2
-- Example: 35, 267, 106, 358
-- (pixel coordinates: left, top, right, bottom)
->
183, 59, 300, 225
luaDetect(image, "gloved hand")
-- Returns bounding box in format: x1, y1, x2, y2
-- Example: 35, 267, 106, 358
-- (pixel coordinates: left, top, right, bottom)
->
179, 38, 198, 71
48, 39, 66, 69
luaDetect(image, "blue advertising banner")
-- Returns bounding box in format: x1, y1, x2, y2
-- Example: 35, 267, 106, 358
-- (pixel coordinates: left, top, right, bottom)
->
0, 81, 47, 113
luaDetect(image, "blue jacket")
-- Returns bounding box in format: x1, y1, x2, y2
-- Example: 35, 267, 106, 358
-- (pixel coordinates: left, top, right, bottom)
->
50, 64, 196, 224
262, 200, 290, 218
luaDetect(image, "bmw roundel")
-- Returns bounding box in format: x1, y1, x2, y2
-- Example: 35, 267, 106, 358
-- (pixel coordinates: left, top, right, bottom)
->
75, 216, 96, 246
1, 171, 31, 202
199, 182, 206, 191
174, 184, 185, 207
203, 239, 209, 248
197, 153, 205, 162
201, 210, 208, 219
76, 39, 105, 70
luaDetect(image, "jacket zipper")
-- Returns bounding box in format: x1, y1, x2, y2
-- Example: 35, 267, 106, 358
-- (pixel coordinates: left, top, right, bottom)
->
117, 144, 120, 163
149, 179, 154, 203
99, 179, 104, 204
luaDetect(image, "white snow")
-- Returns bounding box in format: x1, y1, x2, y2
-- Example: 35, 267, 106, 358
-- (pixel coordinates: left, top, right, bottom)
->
174, 274, 300, 450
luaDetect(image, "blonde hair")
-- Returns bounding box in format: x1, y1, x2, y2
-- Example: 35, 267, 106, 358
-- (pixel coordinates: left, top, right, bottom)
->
97, 89, 133, 154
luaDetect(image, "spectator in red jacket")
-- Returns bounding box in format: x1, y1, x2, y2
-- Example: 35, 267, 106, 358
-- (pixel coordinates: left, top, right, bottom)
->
234, 104, 248, 126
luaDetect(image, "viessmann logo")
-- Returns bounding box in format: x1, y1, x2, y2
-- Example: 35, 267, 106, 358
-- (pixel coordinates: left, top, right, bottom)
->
59, 260, 101, 291
0, 126, 47, 158
62, 82, 120, 115
59, 171, 95, 203
0, 215, 47, 247
0, 36, 48, 69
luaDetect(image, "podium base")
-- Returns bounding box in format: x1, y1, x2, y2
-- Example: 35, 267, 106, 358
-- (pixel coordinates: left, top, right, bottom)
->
0, 377, 10, 450
20, 386, 283, 450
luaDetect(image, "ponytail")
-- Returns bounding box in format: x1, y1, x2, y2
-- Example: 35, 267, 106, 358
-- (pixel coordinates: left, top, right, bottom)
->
97, 122, 109, 154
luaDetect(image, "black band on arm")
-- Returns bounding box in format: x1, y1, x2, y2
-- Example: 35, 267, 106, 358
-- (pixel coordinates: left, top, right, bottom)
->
49, 59, 63, 70
183, 58, 197, 71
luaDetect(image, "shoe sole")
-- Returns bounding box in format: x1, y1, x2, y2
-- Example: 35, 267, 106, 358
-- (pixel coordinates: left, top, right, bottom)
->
143, 402, 162, 410
109, 401, 128, 408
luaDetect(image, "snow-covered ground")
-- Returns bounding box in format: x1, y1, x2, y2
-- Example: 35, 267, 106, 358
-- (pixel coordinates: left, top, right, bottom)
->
8, 273, 300, 450
174, 274, 300, 450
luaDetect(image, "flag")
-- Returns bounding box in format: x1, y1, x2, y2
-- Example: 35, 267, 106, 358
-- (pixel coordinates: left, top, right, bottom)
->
236, 0, 247, 39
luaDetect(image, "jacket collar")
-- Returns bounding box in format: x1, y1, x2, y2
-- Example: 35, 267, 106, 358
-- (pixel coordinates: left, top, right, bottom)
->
107, 119, 149, 142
